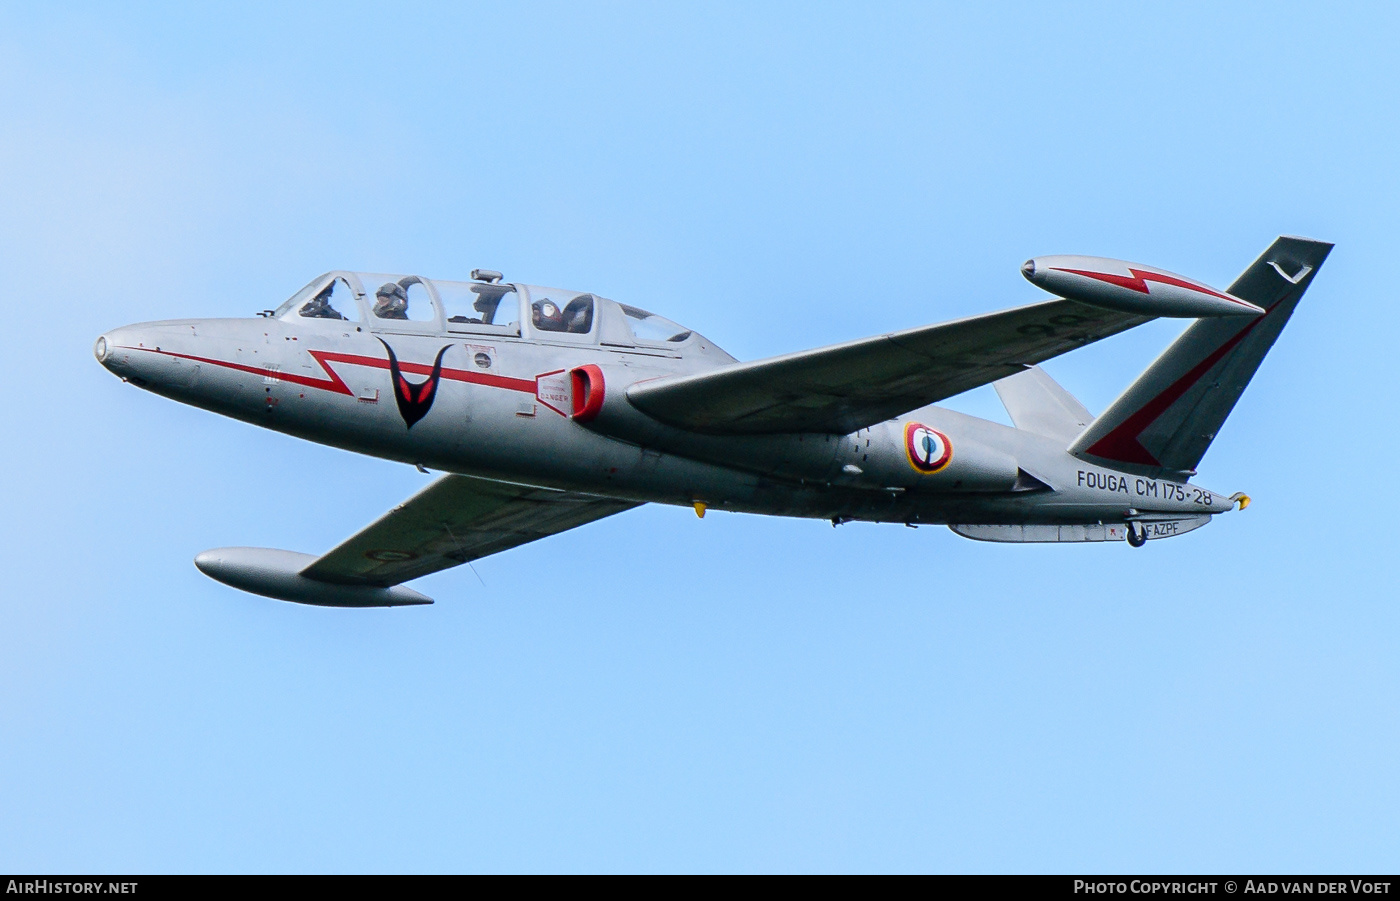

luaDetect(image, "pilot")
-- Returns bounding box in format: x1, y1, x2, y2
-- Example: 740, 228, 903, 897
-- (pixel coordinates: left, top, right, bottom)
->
562, 297, 593, 333
373, 282, 409, 320
299, 283, 346, 320
532, 299, 564, 331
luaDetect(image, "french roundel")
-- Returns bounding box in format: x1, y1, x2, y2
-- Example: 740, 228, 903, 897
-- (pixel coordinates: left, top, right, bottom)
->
904, 422, 952, 474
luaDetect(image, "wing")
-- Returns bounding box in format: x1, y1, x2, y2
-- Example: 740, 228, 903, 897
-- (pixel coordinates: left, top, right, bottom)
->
300, 474, 641, 587
626, 299, 1150, 435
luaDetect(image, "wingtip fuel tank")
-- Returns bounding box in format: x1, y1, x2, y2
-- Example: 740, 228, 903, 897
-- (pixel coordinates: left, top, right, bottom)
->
1021, 255, 1264, 318
194, 547, 434, 607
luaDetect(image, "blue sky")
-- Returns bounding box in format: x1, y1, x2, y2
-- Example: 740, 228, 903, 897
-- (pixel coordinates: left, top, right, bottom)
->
1, 1, 1396, 873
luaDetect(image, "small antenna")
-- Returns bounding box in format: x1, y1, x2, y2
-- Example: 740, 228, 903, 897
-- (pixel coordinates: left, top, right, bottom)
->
442, 522, 487, 589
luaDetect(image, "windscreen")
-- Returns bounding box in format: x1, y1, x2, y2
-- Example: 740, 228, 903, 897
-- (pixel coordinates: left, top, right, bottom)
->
620, 304, 691, 343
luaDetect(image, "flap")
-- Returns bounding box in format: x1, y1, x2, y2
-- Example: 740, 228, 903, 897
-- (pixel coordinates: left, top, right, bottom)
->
300, 474, 641, 587
625, 298, 1149, 435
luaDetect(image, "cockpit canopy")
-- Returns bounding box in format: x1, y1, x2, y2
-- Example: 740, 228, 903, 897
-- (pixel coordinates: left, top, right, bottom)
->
273, 271, 705, 350
616, 304, 691, 343
275, 272, 520, 334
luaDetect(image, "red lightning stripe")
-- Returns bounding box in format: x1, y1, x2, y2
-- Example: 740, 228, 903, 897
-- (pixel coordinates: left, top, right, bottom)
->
1050, 266, 1249, 306
121, 346, 537, 395
1080, 292, 1286, 467
1081, 324, 1259, 466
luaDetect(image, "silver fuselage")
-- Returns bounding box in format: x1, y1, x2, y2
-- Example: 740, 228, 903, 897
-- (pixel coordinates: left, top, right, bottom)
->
95, 290, 1232, 530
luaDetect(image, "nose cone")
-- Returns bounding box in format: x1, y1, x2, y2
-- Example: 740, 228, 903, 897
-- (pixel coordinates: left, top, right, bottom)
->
1021, 259, 1037, 282
93, 321, 210, 394
93, 323, 161, 380
94, 325, 143, 380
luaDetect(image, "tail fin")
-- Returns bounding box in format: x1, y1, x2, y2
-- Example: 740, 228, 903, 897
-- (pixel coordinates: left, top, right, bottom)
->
1068, 236, 1333, 478
994, 365, 1092, 444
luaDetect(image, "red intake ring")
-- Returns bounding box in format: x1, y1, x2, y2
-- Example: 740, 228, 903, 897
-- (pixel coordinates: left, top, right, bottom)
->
570, 364, 605, 423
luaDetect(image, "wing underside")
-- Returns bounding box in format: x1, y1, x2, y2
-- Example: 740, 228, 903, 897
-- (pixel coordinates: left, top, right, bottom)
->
626, 298, 1150, 435
300, 474, 641, 587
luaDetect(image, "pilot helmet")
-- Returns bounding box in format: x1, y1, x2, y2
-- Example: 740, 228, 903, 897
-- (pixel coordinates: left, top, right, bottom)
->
533, 300, 562, 326
376, 282, 408, 303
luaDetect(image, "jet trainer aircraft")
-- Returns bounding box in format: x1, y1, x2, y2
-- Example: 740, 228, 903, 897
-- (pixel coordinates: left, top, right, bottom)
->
95, 236, 1331, 607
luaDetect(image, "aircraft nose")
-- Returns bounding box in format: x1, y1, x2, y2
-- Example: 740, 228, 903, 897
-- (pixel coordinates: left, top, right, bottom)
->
95, 329, 126, 377
94, 325, 144, 380
93, 322, 198, 390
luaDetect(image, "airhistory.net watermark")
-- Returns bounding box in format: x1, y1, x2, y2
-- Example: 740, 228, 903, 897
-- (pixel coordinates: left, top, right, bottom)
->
6, 882, 136, 894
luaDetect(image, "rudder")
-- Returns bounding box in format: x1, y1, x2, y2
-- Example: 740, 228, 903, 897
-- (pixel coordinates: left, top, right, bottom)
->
1068, 236, 1333, 478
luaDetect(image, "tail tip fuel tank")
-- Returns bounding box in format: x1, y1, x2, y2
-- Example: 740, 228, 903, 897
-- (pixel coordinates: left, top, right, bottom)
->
1022, 255, 1265, 318
194, 547, 433, 607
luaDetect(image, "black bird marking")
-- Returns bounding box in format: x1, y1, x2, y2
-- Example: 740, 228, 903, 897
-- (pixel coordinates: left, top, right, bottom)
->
379, 339, 452, 429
